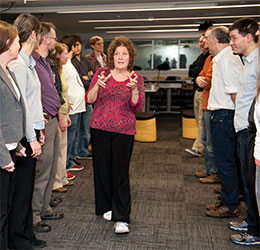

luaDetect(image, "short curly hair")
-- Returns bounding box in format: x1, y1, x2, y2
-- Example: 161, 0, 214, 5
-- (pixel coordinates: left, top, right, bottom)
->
107, 36, 136, 72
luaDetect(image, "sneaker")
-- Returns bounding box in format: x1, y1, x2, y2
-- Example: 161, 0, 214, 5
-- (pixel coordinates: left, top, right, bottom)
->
195, 171, 208, 178
67, 164, 84, 172
230, 232, 260, 246
205, 204, 240, 218
229, 220, 248, 232
114, 222, 129, 234
103, 211, 112, 221
185, 148, 201, 157
199, 174, 221, 184
75, 154, 92, 160
66, 171, 76, 181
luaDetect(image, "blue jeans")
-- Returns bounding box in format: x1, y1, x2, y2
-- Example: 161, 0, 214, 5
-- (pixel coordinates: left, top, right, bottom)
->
202, 110, 218, 175
67, 113, 81, 169
237, 129, 249, 197
77, 104, 93, 157
210, 109, 239, 211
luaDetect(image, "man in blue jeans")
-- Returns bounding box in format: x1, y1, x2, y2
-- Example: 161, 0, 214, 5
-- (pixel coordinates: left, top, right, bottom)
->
228, 18, 260, 246
205, 26, 243, 218
71, 34, 94, 160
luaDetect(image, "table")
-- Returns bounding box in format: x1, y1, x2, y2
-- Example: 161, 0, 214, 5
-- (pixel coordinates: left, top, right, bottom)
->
159, 82, 182, 112
144, 80, 184, 113
143, 84, 160, 112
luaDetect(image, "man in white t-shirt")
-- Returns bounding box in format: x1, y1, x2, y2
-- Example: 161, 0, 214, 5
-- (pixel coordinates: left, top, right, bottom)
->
60, 35, 86, 173
205, 26, 243, 218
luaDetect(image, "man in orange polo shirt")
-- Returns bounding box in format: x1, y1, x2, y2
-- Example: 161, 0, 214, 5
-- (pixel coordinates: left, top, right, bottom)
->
195, 27, 220, 184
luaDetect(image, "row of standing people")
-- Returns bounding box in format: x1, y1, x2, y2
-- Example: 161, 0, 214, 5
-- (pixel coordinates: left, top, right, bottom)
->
0, 12, 145, 249
186, 18, 260, 246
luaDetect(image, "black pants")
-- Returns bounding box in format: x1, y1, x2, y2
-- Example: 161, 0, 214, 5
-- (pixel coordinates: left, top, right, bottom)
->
8, 133, 39, 249
0, 150, 16, 250
91, 128, 134, 223
246, 130, 259, 237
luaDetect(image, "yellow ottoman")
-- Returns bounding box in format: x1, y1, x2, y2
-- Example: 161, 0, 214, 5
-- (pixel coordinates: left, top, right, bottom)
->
135, 112, 157, 142
182, 110, 198, 139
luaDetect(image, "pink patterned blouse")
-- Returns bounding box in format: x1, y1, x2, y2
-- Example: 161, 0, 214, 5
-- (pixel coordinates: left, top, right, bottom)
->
86, 67, 144, 135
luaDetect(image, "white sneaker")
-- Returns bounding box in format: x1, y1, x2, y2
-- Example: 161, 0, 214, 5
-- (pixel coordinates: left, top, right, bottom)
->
103, 211, 112, 221
114, 222, 129, 234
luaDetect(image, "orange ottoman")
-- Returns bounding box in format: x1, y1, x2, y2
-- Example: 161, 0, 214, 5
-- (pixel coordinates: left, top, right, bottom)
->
135, 112, 157, 142
182, 110, 198, 139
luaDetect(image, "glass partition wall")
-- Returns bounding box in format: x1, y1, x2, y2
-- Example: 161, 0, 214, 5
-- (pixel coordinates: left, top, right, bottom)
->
131, 38, 200, 70
84, 38, 201, 71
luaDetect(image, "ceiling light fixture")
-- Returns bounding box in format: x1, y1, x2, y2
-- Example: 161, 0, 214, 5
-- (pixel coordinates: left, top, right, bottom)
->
95, 24, 201, 29
95, 23, 234, 30
80, 15, 260, 23
106, 29, 198, 34
59, 4, 260, 14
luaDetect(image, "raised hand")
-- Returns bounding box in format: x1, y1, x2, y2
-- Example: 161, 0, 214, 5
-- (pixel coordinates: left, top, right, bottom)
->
96, 71, 111, 88
126, 73, 138, 90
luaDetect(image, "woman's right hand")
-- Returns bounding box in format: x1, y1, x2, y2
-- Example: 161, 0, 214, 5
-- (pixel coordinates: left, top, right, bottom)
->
96, 71, 111, 89
1, 161, 15, 172
30, 140, 42, 158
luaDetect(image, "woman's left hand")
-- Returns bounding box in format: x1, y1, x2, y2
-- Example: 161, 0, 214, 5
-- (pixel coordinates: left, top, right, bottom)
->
126, 73, 138, 90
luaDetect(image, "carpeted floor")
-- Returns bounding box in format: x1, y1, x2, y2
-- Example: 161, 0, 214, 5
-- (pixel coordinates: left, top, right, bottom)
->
37, 114, 258, 250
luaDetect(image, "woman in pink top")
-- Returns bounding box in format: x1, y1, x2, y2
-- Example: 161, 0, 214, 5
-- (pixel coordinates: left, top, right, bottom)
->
86, 36, 144, 234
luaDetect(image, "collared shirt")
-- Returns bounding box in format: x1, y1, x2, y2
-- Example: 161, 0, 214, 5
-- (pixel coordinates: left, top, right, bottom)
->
32, 51, 60, 117
86, 51, 107, 73
8, 50, 45, 142
207, 46, 243, 111
199, 54, 214, 111
62, 59, 86, 115
71, 55, 94, 91
234, 47, 259, 132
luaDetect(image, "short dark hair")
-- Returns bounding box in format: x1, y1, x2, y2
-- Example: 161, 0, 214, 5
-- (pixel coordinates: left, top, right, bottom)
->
210, 26, 230, 44
0, 20, 18, 54
107, 36, 136, 72
14, 13, 41, 45
71, 33, 82, 44
59, 34, 76, 52
229, 18, 259, 43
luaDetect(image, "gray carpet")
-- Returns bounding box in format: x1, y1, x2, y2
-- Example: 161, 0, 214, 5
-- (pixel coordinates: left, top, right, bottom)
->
37, 114, 259, 250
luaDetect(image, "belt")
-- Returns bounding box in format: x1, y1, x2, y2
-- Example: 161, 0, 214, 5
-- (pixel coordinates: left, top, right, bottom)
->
44, 114, 56, 120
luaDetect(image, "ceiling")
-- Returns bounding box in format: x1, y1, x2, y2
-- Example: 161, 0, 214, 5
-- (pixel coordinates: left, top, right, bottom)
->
0, 0, 259, 39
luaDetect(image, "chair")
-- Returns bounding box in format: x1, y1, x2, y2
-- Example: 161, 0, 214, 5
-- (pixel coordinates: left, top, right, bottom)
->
181, 109, 198, 139
135, 112, 157, 142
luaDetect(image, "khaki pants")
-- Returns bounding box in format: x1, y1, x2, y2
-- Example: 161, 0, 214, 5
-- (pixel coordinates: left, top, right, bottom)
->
32, 118, 59, 223
192, 90, 204, 153
53, 114, 69, 190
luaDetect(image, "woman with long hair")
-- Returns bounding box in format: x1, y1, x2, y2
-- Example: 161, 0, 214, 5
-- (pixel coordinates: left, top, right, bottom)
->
8, 13, 46, 249
0, 20, 26, 250
49, 42, 72, 192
